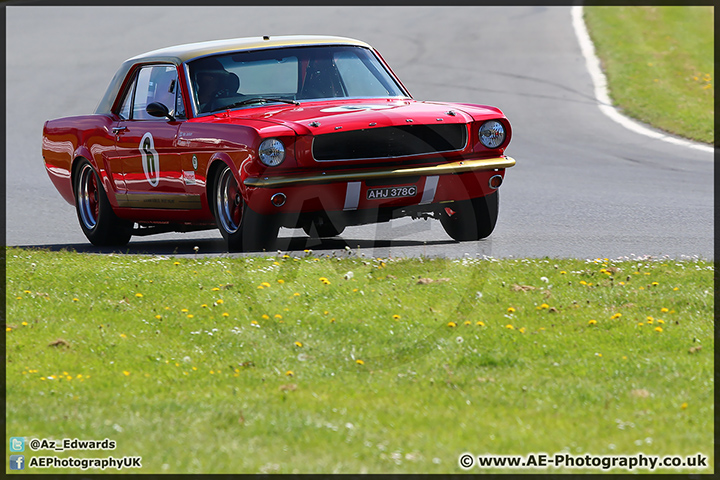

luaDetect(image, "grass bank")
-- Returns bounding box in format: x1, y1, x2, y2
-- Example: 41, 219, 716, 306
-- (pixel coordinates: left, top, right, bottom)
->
5, 248, 714, 474
584, 6, 714, 144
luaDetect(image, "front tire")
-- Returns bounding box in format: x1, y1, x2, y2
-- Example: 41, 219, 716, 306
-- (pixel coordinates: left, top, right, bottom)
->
74, 160, 132, 247
214, 165, 279, 252
440, 191, 499, 241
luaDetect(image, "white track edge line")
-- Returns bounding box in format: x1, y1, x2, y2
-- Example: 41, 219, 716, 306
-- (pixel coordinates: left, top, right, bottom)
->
571, 5, 714, 155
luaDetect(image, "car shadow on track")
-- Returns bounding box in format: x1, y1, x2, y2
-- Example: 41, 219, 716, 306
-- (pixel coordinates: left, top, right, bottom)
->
13, 236, 458, 256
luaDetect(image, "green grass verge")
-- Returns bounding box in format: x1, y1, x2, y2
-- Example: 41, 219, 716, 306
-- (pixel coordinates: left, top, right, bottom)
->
5, 248, 714, 474
584, 6, 714, 144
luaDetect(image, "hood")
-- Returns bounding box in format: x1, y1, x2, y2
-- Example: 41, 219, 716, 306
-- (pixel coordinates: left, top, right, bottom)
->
204, 98, 504, 135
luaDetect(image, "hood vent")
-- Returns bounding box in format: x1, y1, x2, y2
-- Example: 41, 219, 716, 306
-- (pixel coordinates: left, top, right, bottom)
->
312, 124, 467, 162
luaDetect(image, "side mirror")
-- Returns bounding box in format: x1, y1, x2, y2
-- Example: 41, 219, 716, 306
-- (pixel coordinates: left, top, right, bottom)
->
146, 102, 175, 121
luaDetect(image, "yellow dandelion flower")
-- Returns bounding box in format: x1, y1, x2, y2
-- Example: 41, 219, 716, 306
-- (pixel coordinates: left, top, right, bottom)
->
120, 333, 127, 338
72, 297, 79, 302
657, 319, 665, 324
257, 285, 264, 289
560, 271, 567, 274
274, 314, 283, 319
283, 254, 290, 259
251, 320, 259, 325
286, 370, 294, 376
646, 316, 654, 321
330, 318, 336, 323
261, 314, 270, 320
201, 304, 208, 308
681, 402, 688, 410
505, 324, 514, 330
295, 341, 303, 347
392, 314, 401, 320
319, 277, 329, 283
356, 359, 365, 365
277, 279, 285, 284
588, 319, 597, 325
660, 307, 669, 313
187, 314, 194, 319
21, 321, 28, 326
639, 286, 645, 290
579, 280, 587, 285
651, 282, 659, 286
611, 313, 622, 319
212, 287, 220, 291
673, 287, 679, 291
181, 308, 189, 313
216, 299, 224, 304
654, 327, 663, 333
519, 327, 526, 333
222, 312, 229, 317
537, 303, 549, 310
464, 320, 472, 326
476, 321, 485, 326
293, 292, 300, 297
507, 307, 516, 313
155, 315, 162, 320
447, 322, 457, 328
638, 322, 644, 326
261, 282, 271, 288
353, 288, 359, 292
173, 261, 180, 266
6, 327, 12, 332
135, 293, 143, 298
619, 281, 625, 285
123, 371, 131, 376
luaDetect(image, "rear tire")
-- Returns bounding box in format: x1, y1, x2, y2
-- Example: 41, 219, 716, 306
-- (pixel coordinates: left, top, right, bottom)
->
213, 165, 279, 252
440, 191, 499, 241
74, 159, 132, 247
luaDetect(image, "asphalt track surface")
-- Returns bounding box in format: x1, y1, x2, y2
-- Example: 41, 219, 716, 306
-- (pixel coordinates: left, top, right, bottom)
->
6, 6, 714, 259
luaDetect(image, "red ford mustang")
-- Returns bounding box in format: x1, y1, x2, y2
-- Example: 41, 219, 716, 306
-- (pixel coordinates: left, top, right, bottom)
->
42, 35, 514, 251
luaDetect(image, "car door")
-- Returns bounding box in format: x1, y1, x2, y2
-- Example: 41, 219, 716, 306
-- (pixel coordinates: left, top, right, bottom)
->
113, 64, 195, 209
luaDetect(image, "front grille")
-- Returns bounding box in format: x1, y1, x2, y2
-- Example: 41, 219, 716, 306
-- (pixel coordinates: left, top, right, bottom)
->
312, 124, 467, 161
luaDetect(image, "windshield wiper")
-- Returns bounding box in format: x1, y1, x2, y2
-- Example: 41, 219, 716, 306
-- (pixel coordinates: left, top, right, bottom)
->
222, 97, 299, 110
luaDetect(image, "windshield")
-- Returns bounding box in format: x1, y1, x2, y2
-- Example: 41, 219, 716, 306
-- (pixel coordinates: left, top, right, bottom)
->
187, 45, 407, 114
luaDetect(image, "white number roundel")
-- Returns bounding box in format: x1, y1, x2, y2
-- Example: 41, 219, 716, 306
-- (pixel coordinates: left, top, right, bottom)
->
139, 132, 160, 187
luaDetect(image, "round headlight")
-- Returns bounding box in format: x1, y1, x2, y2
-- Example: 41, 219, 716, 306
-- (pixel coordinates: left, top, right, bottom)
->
258, 138, 285, 167
479, 120, 505, 149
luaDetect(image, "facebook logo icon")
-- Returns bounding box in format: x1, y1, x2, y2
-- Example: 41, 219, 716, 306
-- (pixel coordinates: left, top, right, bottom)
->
10, 455, 25, 470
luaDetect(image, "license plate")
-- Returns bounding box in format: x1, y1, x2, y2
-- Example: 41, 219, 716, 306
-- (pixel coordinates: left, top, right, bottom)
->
366, 185, 418, 200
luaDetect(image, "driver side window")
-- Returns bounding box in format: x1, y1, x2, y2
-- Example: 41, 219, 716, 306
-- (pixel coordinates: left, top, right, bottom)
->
118, 65, 185, 120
